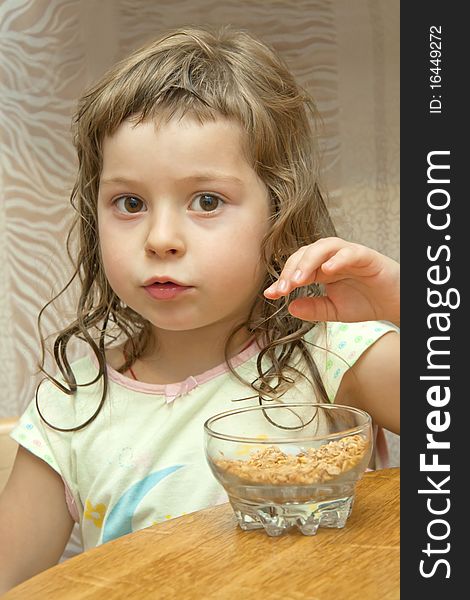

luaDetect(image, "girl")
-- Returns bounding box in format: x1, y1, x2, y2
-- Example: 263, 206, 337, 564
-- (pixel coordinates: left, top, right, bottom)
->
0, 25, 399, 590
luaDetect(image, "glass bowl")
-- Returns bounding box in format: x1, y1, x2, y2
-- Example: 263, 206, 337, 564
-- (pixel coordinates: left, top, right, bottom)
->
204, 403, 372, 536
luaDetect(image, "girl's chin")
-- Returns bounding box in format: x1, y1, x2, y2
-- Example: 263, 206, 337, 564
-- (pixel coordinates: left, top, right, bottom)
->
146, 317, 215, 333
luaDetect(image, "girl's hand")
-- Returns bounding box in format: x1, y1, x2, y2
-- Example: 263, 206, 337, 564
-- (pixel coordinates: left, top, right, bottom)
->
263, 237, 400, 327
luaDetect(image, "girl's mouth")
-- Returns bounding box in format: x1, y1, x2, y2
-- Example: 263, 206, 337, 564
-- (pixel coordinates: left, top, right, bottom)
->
144, 282, 193, 300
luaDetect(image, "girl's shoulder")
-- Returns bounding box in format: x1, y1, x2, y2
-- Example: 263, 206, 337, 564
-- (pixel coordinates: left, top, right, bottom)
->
27, 354, 103, 428
41, 354, 101, 394
303, 320, 398, 401
305, 320, 398, 353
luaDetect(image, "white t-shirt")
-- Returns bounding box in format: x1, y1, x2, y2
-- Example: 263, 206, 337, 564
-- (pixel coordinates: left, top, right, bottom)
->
10, 320, 397, 550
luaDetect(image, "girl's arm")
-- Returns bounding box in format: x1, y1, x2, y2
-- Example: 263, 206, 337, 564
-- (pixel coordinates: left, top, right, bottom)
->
334, 330, 400, 434
0, 446, 74, 593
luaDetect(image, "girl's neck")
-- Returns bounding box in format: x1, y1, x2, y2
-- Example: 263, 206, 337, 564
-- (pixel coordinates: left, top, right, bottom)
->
119, 325, 254, 385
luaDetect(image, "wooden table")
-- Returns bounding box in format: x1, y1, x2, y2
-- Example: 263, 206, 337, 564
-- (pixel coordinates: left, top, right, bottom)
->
5, 468, 399, 599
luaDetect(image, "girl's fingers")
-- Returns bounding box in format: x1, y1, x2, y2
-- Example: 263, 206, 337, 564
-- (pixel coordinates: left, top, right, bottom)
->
320, 245, 360, 274
287, 296, 339, 323
264, 238, 361, 299
263, 246, 308, 297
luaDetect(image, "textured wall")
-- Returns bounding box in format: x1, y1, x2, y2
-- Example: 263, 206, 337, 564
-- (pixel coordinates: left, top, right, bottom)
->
0, 0, 399, 461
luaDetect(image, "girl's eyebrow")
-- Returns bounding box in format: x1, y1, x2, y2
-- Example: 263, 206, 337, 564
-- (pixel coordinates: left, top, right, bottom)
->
100, 176, 141, 186
179, 172, 245, 186
100, 172, 245, 187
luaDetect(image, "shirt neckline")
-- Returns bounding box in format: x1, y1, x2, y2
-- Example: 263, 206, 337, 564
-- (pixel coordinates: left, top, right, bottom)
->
89, 336, 262, 399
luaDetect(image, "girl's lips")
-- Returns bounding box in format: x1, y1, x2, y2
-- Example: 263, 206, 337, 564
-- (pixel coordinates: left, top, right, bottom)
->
144, 282, 193, 300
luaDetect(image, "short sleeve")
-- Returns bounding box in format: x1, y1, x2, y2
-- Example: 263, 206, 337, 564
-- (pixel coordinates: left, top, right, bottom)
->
10, 397, 63, 474
305, 320, 399, 401
9, 376, 82, 512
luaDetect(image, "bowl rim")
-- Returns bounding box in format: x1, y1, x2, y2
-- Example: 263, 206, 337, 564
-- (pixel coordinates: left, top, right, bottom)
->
203, 402, 372, 444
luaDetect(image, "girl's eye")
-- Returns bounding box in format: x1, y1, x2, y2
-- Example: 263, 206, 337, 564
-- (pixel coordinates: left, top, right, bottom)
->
114, 196, 146, 214
190, 193, 224, 213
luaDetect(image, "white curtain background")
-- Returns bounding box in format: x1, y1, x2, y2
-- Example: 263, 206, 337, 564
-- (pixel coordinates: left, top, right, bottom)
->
0, 0, 399, 464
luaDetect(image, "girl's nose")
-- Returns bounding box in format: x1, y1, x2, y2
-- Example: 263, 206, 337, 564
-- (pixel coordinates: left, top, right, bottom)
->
144, 207, 186, 258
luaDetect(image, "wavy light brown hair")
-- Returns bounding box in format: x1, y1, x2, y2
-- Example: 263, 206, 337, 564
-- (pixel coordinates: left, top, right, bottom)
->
37, 25, 337, 431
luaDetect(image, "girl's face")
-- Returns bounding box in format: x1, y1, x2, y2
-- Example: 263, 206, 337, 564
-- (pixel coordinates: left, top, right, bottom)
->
97, 115, 271, 337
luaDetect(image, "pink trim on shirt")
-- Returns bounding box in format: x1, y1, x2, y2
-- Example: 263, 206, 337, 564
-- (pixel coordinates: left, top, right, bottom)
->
90, 336, 261, 402
62, 477, 80, 523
